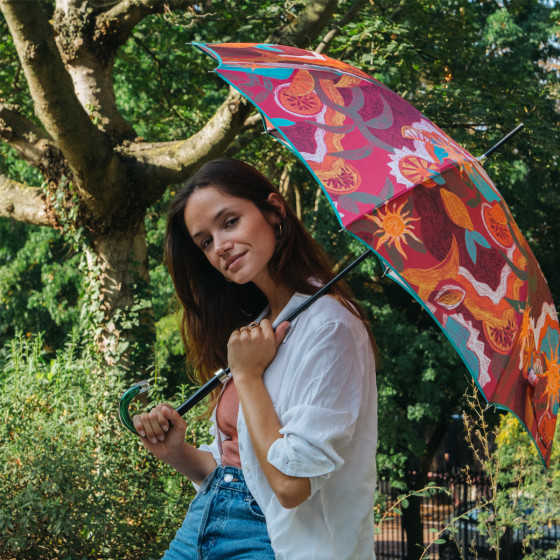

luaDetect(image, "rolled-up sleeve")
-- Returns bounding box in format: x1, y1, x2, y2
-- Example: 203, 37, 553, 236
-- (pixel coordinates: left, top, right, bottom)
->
199, 413, 221, 465
193, 414, 221, 493
266, 320, 367, 495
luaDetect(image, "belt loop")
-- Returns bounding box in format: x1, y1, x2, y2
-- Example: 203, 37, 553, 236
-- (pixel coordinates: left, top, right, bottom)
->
199, 466, 220, 494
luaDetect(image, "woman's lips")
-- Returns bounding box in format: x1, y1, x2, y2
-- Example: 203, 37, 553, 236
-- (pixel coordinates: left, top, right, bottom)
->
225, 252, 246, 272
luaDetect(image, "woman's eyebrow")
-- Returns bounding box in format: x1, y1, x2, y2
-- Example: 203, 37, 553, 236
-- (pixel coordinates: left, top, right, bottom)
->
191, 207, 232, 240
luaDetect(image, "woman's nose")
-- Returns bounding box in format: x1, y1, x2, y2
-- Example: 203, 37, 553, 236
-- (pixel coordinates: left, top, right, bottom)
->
214, 234, 232, 256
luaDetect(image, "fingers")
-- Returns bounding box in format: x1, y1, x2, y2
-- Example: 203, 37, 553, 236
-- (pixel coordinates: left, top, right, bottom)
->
231, 322, 264, 340
257, 319, 290, 349
234, 322, 259, 335
227, 318, 292, 380
133, 403, 175, 444
231, 319, 289, 342
274, 321, 291, 347
160, 403, 187, 431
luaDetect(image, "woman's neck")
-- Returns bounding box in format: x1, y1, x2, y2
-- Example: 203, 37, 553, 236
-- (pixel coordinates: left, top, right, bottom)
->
257, 280, 294, 323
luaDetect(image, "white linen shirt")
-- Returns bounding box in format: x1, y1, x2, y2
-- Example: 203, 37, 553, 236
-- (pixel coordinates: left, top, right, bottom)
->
199, 292, 378, 560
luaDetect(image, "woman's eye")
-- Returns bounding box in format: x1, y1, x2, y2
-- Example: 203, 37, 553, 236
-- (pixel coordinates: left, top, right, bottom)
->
200, 237, 212, 250
225, 217, 238, 228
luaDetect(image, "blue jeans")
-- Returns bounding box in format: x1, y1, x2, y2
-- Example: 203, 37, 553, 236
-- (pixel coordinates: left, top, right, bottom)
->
162, 466, 275, 560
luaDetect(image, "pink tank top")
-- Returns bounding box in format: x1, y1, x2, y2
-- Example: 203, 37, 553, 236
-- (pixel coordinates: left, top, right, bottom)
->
216, 378, 241, 468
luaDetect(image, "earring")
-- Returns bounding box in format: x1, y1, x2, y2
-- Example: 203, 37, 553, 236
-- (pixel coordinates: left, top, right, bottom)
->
223, 274, 233, 283
276, 222, 284, 240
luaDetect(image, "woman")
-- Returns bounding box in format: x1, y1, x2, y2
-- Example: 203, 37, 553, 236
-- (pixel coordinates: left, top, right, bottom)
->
133, 159, 378, 560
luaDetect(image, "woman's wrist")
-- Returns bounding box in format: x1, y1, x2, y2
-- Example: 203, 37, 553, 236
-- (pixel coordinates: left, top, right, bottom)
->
159, 440, 189, 468
165, 445, 217, 484
230, 368, 265, 387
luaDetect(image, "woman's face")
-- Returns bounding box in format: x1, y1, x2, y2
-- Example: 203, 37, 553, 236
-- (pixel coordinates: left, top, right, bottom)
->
184, 186, 284, 289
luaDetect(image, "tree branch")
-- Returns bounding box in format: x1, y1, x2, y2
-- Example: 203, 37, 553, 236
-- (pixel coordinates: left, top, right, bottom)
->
121, 88, 253, 203
268, 0, 339, 48
0, 104, 60, 172
0, 0, 124, 211
222, 114, 265, 158
101, 0, 194, 48
123, 0, 341, 203
315, 0, 368, 54
0, 174, 50, 226
56, 0, 86, 11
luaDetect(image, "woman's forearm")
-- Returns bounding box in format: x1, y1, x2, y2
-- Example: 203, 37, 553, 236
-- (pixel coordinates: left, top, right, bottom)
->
165, 446, 217, 485
134, 403, 217, 485
235, 377, 310, 509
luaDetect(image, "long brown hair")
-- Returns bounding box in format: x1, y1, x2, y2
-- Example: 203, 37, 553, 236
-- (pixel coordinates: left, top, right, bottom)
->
165, 159, 377, 404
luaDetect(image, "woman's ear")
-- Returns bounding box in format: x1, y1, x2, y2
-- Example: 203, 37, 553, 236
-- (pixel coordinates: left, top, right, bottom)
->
267, 193, 287, 221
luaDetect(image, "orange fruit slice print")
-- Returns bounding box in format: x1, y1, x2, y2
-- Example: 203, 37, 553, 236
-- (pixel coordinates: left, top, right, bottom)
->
278, 86, 322, 115
483, 312, 518, 354
285, 69, 315, 97
315, 159, 361, 194
483, 203, 513, 247
398, 155, 439, 187
540, 412, 557, 442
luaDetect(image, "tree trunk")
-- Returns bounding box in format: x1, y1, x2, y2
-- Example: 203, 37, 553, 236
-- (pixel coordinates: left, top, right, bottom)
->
403, 423, 450, 560
403, 471, 426, 560
0, 0, 348, 371
84, 222, 155, 373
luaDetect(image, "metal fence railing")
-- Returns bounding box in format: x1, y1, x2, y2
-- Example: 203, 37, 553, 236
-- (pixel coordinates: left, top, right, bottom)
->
374, 470, 559, 560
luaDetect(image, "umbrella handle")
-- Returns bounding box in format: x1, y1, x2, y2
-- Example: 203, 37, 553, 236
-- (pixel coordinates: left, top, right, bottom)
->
118, 372, 230, 435
118, 380, 151, 436
118, 249, 374, 433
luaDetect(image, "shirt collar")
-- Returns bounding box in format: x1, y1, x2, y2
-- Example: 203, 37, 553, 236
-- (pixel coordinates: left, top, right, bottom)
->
255, 291, 312, 344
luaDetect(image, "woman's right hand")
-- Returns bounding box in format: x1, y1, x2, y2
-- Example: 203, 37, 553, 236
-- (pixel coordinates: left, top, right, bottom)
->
133, 403, 188, 463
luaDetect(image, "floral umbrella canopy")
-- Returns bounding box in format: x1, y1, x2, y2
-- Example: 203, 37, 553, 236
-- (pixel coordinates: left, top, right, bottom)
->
195, 42, 559, 466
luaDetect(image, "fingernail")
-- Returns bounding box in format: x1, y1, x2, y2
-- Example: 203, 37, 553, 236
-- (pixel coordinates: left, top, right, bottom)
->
140, 431, 145, 437
158, 435, 165, 441
151, 438, 157, 444
163, 424, 169, 432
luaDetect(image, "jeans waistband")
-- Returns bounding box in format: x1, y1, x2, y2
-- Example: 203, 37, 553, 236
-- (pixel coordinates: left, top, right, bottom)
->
199, 466, 248, 495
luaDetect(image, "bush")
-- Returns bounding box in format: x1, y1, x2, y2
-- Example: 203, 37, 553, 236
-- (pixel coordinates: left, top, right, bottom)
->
0, 332, 209, 560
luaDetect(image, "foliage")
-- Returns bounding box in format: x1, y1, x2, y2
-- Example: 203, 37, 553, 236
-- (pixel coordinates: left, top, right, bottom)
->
493, 414, 560, 559
113, 1, 309, 143
0, 221, 81, 351
374, 482, 450, 528
0, 332, 210, 559
364, 292, 468, 486
1, 0, 560, 554
435, 383, 560, 559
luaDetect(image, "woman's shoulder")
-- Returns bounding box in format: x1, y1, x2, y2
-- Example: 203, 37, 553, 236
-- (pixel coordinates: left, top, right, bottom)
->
278, 290, 369, 346
289, 294, 375, 370
305, 294, 365, 332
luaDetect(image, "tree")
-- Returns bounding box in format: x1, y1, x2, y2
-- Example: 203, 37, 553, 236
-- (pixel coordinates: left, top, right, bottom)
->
1, 1, 558, 557
0, 0, 340, 369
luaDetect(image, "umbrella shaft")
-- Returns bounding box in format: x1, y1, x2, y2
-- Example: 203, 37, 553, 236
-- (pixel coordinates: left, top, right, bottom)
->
175, 369, 230, 416
479, 123, 525, 162
174, 249, 374, 416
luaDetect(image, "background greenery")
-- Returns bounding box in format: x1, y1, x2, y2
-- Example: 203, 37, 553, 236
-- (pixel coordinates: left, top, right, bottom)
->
0, 332, 209, 559
1, 0, 559, 558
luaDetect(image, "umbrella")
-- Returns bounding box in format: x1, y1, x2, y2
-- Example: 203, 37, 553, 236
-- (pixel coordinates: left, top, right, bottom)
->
189, 42, 559, 466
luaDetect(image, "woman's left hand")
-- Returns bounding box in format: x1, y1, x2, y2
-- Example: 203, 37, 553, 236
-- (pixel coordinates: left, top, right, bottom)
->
227, 319, 290, 383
